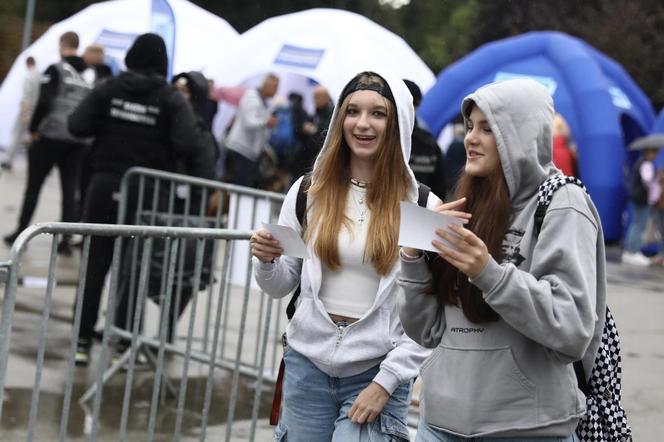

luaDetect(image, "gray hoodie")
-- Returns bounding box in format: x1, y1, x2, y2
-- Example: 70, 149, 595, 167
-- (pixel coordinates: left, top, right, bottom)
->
398, 79, 607, 438
254, 73, 435, 395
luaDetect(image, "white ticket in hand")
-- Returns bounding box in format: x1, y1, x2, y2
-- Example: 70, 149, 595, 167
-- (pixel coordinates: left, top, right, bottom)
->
399, 202, 464, 253
261, 222, 308, 259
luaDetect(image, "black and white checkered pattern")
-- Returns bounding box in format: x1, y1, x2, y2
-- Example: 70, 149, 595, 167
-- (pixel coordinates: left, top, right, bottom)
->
536, 175, 632, 442
536, 175, 587, 206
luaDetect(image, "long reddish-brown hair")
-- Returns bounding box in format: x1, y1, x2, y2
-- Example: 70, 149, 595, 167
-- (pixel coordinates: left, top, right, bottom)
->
429, 106, 512, 323
304, 73, 411, 276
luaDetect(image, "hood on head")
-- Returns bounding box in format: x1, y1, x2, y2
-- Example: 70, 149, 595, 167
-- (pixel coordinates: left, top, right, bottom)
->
125, 33, 167, 77
172, 71, 209, 118
461, 78, 557, 208
313, 71, 418, 202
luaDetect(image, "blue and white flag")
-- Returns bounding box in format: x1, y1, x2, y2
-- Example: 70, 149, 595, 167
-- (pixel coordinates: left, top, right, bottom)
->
150, 0, 176, 79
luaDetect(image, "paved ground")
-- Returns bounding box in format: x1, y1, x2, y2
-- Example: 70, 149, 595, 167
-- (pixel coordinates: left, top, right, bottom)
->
0, 156, 662, 441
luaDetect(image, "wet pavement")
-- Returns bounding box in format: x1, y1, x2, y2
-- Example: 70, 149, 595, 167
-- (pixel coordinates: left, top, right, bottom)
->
1, 156, 663, 441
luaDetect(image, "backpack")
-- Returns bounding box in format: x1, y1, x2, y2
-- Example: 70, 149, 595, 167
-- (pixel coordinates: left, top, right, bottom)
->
534, 174, 632, 442
626, 158, 647, 206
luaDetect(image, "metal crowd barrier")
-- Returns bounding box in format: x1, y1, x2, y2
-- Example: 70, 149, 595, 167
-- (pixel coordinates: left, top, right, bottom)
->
115, 167, 286, 374
0, 217, 283, 441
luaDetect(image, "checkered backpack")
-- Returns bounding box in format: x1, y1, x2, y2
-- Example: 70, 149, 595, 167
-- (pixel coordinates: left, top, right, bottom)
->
535, 175, 632, 442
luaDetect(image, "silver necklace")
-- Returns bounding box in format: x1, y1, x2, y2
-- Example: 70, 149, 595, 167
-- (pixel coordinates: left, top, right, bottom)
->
350, 177, 369, 188
350, 185, 369, 224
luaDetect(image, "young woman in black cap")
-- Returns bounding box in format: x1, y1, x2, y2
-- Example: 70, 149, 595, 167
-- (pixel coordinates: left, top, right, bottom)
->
250, 71, 441, 441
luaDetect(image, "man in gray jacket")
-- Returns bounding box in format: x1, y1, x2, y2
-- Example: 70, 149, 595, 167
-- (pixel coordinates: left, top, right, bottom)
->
225, 73, 279, 188
2, 56, 40, 171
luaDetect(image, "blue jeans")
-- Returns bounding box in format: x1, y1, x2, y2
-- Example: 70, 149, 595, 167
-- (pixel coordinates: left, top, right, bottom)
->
624, 203, 650, 253
275, 348, 411, 441
415, 420, 579, 442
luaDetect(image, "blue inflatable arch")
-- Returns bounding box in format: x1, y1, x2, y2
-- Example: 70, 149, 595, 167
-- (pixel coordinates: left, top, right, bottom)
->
420, 31, 655, 242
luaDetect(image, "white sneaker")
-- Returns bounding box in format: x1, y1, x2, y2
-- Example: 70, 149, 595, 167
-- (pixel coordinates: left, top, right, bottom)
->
621, 251, 652, 267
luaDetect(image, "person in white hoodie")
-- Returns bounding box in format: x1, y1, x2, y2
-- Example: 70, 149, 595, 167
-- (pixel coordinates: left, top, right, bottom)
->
250, 71, 437, 441
398, 79, 606, 441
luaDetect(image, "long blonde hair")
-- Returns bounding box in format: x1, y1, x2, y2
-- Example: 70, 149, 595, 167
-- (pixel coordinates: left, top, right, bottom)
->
304, 73, 411, 275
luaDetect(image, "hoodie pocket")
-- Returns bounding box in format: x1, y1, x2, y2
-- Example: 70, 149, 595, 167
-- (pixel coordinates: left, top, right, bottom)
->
420, 345, 537, 436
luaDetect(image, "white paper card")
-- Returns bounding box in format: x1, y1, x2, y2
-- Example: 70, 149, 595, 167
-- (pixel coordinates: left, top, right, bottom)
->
261, 222, 308, 259
399, 202, 464, 252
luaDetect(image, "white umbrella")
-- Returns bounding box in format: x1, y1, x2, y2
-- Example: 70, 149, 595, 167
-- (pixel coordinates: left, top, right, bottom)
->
0, 0, 238, 149
205, 8, 435, 103
629, 135, 664, 151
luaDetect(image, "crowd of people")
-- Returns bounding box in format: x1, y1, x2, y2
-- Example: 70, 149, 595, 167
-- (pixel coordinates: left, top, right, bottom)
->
0, 28, 648, 441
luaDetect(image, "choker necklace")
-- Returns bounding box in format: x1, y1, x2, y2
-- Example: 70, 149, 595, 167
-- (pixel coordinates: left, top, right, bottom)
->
350, 177, 369, 188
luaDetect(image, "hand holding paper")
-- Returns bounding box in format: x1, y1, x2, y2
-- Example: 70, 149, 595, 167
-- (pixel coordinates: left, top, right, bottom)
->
261, 222, 308, 258
399, 202, 465, 253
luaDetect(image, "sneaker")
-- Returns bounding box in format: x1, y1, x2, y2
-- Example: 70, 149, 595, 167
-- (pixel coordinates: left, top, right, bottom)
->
621, 251, 651, 267
111, 340, 130, 365
75, 338, 91, 366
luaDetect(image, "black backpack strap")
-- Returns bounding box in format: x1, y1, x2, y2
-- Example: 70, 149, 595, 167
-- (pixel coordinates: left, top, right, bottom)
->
286, 175, 312, 320
295, 174, 312, 229
573, 359, 590, 396
417, 182, 431, 208
534, 175, 587, 236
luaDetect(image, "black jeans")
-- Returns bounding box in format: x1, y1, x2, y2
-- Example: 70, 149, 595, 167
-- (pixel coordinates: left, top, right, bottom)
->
226, 150, 258, 188
77, 172, 123, 340
13, 137, 83, 232
76, 173, 177, 341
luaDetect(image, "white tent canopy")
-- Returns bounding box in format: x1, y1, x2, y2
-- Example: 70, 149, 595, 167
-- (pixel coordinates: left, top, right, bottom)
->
205, 8, 435, 104
0, 0, 238, 149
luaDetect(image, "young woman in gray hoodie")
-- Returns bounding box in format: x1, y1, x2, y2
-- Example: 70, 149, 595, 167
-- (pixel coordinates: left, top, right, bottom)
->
250, 72, 436, 441
398, 78, 606, 441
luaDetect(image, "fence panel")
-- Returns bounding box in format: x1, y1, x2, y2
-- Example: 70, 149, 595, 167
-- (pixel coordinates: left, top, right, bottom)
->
116, 167, 287, 384
0, 221, 283, 441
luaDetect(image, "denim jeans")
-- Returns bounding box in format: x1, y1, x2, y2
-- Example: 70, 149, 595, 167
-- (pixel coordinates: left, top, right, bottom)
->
624, 202, 650, 253
415, 420, 580, 442
650, 207, 664, 255
275, 348, 411, 442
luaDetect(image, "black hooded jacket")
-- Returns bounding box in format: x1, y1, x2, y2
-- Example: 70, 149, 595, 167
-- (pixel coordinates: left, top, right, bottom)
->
171, 71, 218, 179
68, 70, 204, 176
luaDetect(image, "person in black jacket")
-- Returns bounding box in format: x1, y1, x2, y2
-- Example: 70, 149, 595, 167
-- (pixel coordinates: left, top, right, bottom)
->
172, 70, 218, 184
403, 79, 447, 200
292, 85, 333, 179
4, 31, 94, 253
67, 33, 205, 366
78, 43, 114, 221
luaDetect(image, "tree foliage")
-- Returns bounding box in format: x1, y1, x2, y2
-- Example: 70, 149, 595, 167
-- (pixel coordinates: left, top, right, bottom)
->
1, 0, 663, 108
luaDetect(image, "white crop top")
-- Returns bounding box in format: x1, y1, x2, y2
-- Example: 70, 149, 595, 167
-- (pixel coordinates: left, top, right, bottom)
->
318, 184, 381, 319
